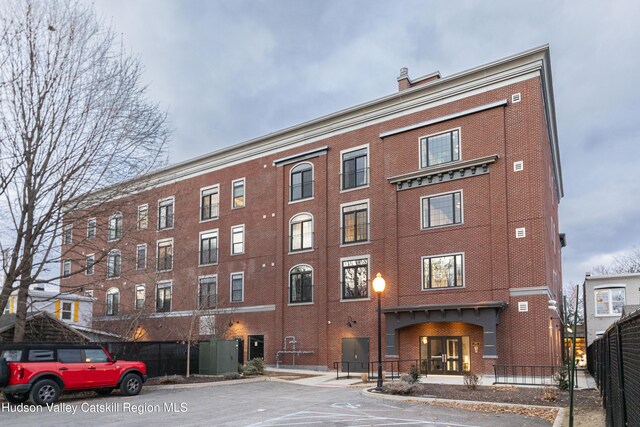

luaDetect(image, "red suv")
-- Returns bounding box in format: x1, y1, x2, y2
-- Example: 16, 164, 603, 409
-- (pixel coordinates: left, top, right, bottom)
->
0, 343, 147, 405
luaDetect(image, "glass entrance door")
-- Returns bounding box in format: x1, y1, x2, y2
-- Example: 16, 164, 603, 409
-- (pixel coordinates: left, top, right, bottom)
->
421, 336, 465, 375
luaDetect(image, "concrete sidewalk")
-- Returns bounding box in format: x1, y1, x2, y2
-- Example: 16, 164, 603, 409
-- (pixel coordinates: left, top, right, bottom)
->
266, 367, 598, 389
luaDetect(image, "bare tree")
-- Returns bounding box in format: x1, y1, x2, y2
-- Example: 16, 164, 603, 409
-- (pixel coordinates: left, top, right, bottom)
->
0, 0, 169, 341
592, 246, 640, 275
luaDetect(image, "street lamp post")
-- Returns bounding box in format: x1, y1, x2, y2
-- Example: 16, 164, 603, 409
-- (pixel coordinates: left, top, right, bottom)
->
372, 273, 386, 392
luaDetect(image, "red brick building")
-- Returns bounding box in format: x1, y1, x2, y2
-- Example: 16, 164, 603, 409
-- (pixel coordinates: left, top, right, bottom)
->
62, 45, 564, 374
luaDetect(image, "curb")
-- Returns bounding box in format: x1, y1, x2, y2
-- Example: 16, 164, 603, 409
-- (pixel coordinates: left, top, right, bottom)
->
144, 376, 268, 390
552, 407, 567, 427
362, 388, 564, 425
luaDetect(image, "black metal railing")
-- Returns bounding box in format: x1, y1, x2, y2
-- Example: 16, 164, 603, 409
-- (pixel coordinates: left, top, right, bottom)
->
333, 359, 421, 380
200, 204, 220, 221
157, 254, 173, 271
290, 232, 314, 252
493, 365, 573, 386
290, 181, 314, 201
341, 223, 369, 244
341, 167, 369, 190
199, 249, 218, 265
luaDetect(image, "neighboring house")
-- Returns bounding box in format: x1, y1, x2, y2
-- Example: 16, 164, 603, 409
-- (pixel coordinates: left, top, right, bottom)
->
3, 289, 94, 328
62, 45, 564, 374
0, 311, 90, 342
583, 272, 640, 346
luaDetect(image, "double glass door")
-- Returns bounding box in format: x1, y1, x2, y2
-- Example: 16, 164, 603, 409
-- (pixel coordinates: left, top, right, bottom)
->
420, 336, 462, 374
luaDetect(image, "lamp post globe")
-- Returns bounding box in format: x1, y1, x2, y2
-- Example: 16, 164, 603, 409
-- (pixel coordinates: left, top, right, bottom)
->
373, 273, 385, 391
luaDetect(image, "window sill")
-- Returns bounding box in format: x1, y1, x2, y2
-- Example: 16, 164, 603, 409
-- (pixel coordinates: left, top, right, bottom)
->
340, 241, 370, 248
199, 262, 219, 267
288, 302, 314, 307
340, 297, 370, 303
156, 269, 173, 273
289, 197, 314, 205
288, 248, 314, 255
230, 252, 245, 256
340, 184, 369, 194
421, 286, 466, 292
594, 314, 622, 318
157, 227, 174, 232
106, 276, 120, 280
199, 217, 219, 224
230, 300, 244, 304
421, 222, 464, 231
231, 205, 245, 210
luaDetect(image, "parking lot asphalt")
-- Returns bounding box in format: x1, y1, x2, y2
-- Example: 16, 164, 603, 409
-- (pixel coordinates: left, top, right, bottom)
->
0, 380, 551, 426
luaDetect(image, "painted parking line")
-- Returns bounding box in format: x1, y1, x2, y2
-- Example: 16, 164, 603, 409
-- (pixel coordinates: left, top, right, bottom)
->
247, 410, 481, 427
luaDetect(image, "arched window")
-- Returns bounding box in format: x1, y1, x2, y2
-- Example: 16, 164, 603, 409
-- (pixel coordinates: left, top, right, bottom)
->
290, 163, 313, 201
108, 212, 123, 241
289, 265, 313, 304
290, 213, 313, 252
106, 288, 120, 316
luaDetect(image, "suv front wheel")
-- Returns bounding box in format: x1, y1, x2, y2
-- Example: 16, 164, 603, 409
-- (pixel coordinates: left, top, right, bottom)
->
30, 379, 60, 405
120, 373, 142, 396
3, 392, 29, 404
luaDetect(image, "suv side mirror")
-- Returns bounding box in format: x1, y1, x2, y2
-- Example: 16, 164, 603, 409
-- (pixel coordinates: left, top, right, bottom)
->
111, 356, 117, 363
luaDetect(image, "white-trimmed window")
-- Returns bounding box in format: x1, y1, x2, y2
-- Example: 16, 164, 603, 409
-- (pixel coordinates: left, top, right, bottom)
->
232, 178, 245, 208
290, 213, 313, 252
63, 224, 73, 245
290, 163, 313, 201
138, 204, 149, 230
135, 285, 145, 310
201, 185, 220, 221
156, 281, 172, 313
156, 239, 173, 272
108, 212, 123, 241
86, 254, 95, 275
106, 288, 120, 316
341, 201, 369, 244
421, 191, 462, 229
231, 225, 244, 255
136, 244, 147, 270
341, 257, 369, 300
595, 287, 625, 316
63, 260, 71, 278
420, 129, 460, 168
341, 145, 368, 190
230, 272, 244, 303
87, 218, 96, 239
289, 265, 313, 304
199, 275, 217, 309
107, 250, 121, 278
200, 230, 218, 265
158, 197, 174, 230
61, 302, 72, 321
422, 253, 464, 289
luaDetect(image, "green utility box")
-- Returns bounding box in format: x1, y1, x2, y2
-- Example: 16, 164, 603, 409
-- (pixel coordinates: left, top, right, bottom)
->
199, 339, 239, 375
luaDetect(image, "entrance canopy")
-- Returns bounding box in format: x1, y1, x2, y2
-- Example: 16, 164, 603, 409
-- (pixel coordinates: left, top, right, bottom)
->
382, 301, 507, 358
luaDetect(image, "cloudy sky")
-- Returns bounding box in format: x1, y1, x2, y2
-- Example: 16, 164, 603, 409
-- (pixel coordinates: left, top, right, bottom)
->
91, 0, 640, 290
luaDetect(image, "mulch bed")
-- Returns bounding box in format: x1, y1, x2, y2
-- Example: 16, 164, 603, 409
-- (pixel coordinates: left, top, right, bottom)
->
381, 383, 604, 424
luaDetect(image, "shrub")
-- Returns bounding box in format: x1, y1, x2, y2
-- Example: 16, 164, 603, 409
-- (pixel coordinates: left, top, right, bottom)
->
408, 364, 420, 383
223, 372, 241, 380
541, 386, 559, 402
382, 380, 425, 396
400, 374, 415, 384
553, 367, 569, 390
463, 371, 481, 390
243, 358, 265, 376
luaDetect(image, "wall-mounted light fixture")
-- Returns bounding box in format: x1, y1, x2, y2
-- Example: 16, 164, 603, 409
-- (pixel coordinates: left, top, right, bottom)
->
421, 337, 428, 345
472, 342, 480, 353
347, 316, 357, 328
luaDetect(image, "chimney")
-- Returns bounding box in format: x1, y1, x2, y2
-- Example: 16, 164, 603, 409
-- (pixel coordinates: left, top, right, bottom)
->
397, 67, 411, 91
397, 67, 441, 92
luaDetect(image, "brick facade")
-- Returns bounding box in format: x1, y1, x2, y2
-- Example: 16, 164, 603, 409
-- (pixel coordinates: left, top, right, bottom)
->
62, 46, 564, 374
